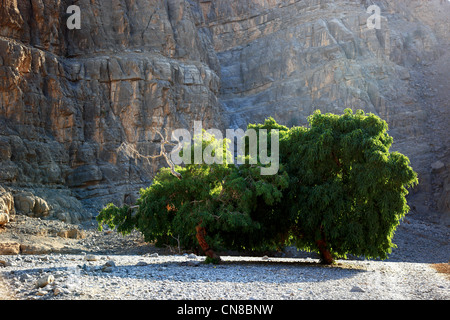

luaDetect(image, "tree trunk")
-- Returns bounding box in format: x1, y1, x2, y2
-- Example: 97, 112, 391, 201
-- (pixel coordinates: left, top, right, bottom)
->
195, 224, 221, 262
316, 239, 334, 264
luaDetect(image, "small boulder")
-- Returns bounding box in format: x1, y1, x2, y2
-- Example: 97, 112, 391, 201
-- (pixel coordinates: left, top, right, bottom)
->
186, 260, 201, 267
57, 228, 86, 239
104, 260, 116, 267
0, 212, 9, 226
14, 192, 50, 218
36, 290, 49, 296
36, 275, 55, 288
0, 259, 12, 267
13, 192, 35, 215
20, 243, 52, 255
102, 266, 114, 273
33, 198, 50, 217
0, 187, 15, 223
53, 286, 63, 296
84, 254, 97, 261
0, 242, 20, 255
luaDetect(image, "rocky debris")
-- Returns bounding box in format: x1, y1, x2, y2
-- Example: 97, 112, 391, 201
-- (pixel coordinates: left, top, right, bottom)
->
1, 211, 449, 262
0, 214, 166, 257
0, 187, 91, 225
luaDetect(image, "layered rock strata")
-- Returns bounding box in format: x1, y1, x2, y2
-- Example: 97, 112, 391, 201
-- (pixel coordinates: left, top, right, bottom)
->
0, 0, 448, 224
0, 0, 223, 222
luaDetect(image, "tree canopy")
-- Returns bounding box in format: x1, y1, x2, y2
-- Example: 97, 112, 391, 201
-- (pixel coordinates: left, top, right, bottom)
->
97, 109, 418, 264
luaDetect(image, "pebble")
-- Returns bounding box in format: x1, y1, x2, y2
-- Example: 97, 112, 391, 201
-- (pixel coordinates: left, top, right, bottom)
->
36, 290, 48, 296
102, 266, 114, 273
36, 275, 55, 288
85, 255, 97, 261
184, 260, 201, 267
350, 286, 365, 293
53, 287, 63, 296
104, 260, 116, 268
0, 260, 11, 267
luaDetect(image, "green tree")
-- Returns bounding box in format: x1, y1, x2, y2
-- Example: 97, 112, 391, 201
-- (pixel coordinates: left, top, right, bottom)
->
282, 109, 418, 263
97, 110, 418, 264
97, 131, 289, 262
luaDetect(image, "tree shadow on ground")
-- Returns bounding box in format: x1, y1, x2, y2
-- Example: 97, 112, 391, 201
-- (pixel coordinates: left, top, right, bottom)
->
90, 255, 369, 284
2, 255, 369, 286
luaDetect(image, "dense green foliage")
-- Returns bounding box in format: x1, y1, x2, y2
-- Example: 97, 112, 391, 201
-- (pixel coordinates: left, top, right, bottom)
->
97, 109, 418, 263
97, 132, 290, 253
252, 109, 418, 261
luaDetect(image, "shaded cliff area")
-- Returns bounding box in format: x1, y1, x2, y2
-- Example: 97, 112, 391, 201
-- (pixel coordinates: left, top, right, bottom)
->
0, 0, 448, 225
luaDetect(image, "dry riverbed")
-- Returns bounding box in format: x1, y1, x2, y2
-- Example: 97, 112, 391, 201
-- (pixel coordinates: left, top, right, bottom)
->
0, 213, 449, 300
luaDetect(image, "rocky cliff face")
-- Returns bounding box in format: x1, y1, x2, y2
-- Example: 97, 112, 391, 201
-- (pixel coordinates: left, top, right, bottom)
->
0, 0, 224, 222
0, 0, 448, 224
200, 0, 450, 224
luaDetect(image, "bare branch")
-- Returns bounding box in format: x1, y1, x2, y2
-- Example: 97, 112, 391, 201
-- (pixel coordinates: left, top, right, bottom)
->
117, 129, 182, 179
170, 234, 181, 253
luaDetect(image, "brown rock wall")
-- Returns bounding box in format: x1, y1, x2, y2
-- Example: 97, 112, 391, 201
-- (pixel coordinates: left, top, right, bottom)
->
0, 0, 448, 223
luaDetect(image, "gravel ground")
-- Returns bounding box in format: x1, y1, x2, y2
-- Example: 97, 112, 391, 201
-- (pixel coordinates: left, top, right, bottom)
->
1, 253, 449, 300
0, 212, 449, 300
